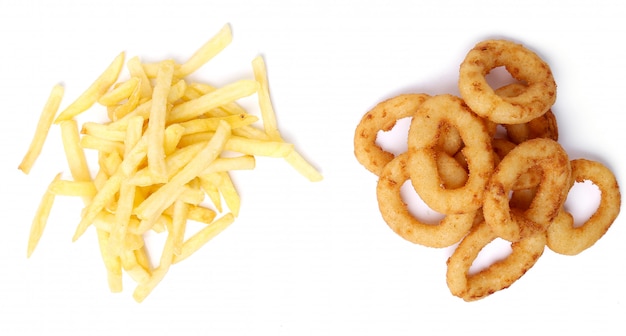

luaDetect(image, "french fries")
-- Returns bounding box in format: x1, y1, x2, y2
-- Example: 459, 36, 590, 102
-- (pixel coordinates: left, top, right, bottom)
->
18, 85, 64, 174
20, 23, 322, 302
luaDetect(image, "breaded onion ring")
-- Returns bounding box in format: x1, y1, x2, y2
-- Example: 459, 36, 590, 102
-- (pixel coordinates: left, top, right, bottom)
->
483, 138, 571, 242
459, 40, 557, 124
354, 94, 430, 176
408, 94, 494, 214
547, 159, 621, 255
376, 153, 474, 248
446, 220, 546, 302
491, 138, 542, 190
495, 83, 559, 144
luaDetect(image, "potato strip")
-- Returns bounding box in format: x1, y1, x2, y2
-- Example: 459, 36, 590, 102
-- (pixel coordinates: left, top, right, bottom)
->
21, 25, 321, 302
26, 173, 62, 258
54, 52, 125, 122
18, 84, 64, 174
147, 60, 176, 179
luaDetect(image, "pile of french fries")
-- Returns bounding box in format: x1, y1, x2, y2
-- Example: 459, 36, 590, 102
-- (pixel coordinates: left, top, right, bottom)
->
18, 24, 321, 302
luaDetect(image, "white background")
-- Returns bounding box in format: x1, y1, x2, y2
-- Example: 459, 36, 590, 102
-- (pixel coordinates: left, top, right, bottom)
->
1, 0, 624, 335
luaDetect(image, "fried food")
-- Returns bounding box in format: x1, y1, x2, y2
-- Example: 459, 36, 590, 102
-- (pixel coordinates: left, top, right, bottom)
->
483, 138, 571, 242
353, 38, 620, 301
547, 159, 621, 255
496, 83, 559, 144
446, 220, 546, 302
458, 39, 557, 124
21, 23, 322, 302
376, 153, 476, 248
407, 94, 494, 214
354, 94, 431, 176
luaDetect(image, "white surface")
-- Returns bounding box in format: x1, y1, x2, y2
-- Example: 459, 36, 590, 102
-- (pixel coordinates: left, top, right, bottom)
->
1, 0, 625, 335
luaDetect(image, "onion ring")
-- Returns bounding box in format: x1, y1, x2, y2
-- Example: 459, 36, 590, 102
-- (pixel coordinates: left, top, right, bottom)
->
354, 94, 430, 176
376, 152, 475, 248
495, 84, 559, 144
491, 138, 542, 190
407, 94, 494, 214
458, 40, 557, 124
547, 159, 621, 255
483, 138, 571, 242
446, 220, 546, 301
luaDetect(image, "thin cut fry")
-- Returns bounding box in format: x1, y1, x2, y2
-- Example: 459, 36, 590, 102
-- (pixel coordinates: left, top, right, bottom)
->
96, 228, 123, 292
178, 114, 258, 135
48, 179, 98, 197
109, 180, 137, 255
285, 150, 324, 182
73, 173, 123, 241
54, 52, 125, 122
22, 25, 322, 303
252, 55, 281, 140
27, 173, 62, 258
18, 84, 64, 174
81, 122, 127, 142
176, 24, 232, 78
225, 136, 294, 157
173, 213, 235, 264
171, 200, 189, 255
147, 60, 176, 179
164, 124, 186, 155
200, 172, 241, 216
167, 80, 259, 123
127, 56, 153, 100
121, 249, 151, 284
98, 77, 139, 106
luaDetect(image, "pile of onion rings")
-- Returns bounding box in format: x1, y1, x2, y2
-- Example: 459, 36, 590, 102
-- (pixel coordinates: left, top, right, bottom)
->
353, 39, 621, 301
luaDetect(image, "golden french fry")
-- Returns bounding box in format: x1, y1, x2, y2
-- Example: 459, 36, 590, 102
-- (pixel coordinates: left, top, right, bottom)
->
54, 52, 125, 122
96, 228, 123, 293
132, 215, 179, 302
176, 24, 232, 78
109, 180, 136, 255
98, 151, 122, 178
81, 122, 127, 142
18, 84, 64, 174
171, 200, 189, 255
201, 172, 240, 216
164, 123, 186, 155
178, 114, 259, 135
284, 150, 323, 182
252, 56, 323, 181
225, 136, 294, 157
252, 55, 281, 140
123, 115, 145, 157
199, 176, 222, 213
48, 179, 98, 197
24, 24, 321, 303
185, 205, 217, 225
168, 80, 187, 103
167, 80, 259, 123
107, 99, 152, 131
111, 79, 142, 120
27, 173, 62, 258
127, 56, 153, 100
147, 60, 176, 179
202, 155, 256, 175
98, 77, 139, 106
80, 135, 125, 155
173, 213, 235, 264
73, 173, 123, 241
121, 249, 150, 284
